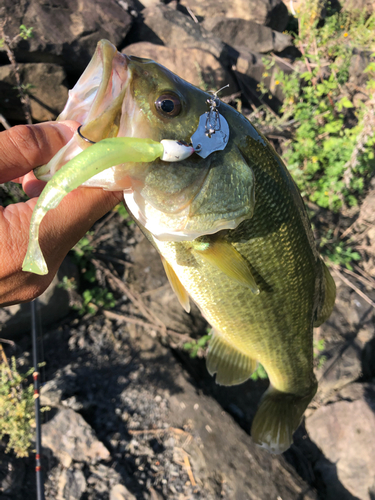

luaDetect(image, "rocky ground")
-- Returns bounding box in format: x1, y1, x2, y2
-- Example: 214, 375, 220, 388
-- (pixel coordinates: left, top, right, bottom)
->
0, 184, 374, 500
0, 0, 375, 499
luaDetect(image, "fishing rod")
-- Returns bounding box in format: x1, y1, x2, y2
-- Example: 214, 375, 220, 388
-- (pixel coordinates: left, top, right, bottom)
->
31, 299, 45, 500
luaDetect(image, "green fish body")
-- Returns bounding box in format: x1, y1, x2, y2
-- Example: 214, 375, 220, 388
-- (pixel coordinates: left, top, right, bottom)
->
143, 111, 336, 453
29, 40, 336, 453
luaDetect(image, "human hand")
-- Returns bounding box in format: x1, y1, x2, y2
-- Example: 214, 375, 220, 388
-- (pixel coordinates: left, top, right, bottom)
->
0, 121, 123, 307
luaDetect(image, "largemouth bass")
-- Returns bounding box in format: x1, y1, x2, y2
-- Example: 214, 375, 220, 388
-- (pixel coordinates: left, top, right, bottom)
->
22, 40, 336, 453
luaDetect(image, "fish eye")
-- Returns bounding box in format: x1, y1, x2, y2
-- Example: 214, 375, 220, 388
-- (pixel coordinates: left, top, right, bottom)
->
155, 93, 182, 117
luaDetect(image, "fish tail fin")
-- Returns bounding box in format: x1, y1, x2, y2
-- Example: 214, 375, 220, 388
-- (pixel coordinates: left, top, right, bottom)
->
206, 331, 257, 386
251, 383, 317, 454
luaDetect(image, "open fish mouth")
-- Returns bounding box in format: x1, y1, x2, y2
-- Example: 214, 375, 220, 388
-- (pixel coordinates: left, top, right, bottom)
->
34, 40, 139, 183
59, 39, 130, 135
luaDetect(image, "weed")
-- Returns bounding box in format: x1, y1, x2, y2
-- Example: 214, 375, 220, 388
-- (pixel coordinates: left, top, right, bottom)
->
71, 232, 117, 315
19, 24, 34, 40
255, 3, 375, 211
0, 182, 28, 206
250, 364, 268, 381
183, 333, 212, 358
314, 338, 327, 369
113, 203, 134, 224
323, 241, 361, 270
0, 352, 48, 458
57, 275, 77, 291
319, 229, 361, 269
0, 22, 35, 123
76, 288, 116, 316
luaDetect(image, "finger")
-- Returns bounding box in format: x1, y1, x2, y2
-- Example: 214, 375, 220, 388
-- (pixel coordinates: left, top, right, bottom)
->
0, 121, 79, 183
21, 171, 46, 198
0, 186, 123, 306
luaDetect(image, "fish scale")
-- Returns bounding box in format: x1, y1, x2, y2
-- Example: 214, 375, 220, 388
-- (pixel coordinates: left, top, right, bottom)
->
148, 126, 327, 452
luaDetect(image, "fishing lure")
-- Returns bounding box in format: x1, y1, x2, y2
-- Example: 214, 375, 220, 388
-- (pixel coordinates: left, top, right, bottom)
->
205, 84, 229, 137
22, 137, 194, 275
191, 85, 230, 159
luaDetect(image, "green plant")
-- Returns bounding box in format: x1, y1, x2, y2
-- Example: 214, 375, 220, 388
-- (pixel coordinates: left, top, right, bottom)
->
0, 23, 35, 123
0, 182, 28, 206
183, 333, 212, 358
71, 232, 117, 315
57, 275, 77, 291
313, 338, 327, 369
72, 231, 96, 283
113, 203, 134, 224
19, 24, 34, 40
0, 353, 47, 458
323, 241, 361, 269
250, 363, 268, 381
319, 230, 361, 269
76, 287, 116, 315
255, 3, 375, 211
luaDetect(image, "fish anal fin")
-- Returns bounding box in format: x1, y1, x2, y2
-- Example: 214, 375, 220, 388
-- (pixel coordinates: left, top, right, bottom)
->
193, 239, 260, 295
251, 383, 317, 454
314, 260, 336, 327
161, 256, 190, 313
206, 332, 257, 386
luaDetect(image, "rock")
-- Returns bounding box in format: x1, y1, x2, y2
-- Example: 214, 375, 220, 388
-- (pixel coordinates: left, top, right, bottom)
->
338, 382, 375, 404
123, 42, 238, 96
341, 0, 375, 15
167, 369, 318, 499
140, 4, 225, 60
37, 295, 318, 500
57, 468, 87, 500
306, 394, 375, 500
0, 452, 25, 496
0, 257, 78, 341
179, 0, 289, 31
42, 409, 110, 467
362, 335, 375, 379
110, 484, 136, 500
0, 63, 68, 123
40, 376, 89, 411
40, 379, 66, 408
316, 338, 363, 397
313, 279, 374, 402
232, 49, 293, 105
203, 16, 293, 53
0, 0, 133, 72
349, 50, 374, 88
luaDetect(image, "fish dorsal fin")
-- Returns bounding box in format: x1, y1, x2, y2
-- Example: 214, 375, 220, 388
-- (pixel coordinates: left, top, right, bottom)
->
192, 238, 260, 295
206, 332, 257, 386
161, 256, 190, 313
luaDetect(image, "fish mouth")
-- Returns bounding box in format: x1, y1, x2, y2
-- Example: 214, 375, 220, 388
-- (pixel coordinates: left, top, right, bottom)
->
35, 40, 134, 181
59, 39, 131, 143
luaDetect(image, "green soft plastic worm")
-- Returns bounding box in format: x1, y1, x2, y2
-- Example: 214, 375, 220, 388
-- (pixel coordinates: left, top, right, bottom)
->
22, 137, 164, 275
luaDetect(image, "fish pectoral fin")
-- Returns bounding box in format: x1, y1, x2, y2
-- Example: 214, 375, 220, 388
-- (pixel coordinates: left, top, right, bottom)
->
314, 260, 336, 327
206, 332, 257, 386
192, 239, 260, 295
161, 256, 190, 313
251, 383, 317, 454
